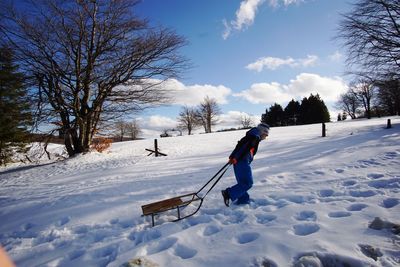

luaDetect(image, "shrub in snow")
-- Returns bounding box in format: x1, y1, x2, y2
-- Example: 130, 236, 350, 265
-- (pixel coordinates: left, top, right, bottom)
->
91, 137, 112, 153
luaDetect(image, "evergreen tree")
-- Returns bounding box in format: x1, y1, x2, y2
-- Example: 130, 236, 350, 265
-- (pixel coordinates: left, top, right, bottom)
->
299, 97, 311, 124
284, 99, 301, 125
261, 108, 269, 125
261, 103, 284, 127
299, 94, 330, 124
0, 46, 31, 165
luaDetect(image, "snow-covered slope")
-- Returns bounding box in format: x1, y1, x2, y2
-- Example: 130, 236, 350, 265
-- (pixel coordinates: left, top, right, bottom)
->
1, 117, 399, 267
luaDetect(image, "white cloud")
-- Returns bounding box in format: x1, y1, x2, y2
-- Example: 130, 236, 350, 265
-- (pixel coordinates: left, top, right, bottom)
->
218, 111, 260, 128
329, 51, 343, 62
286, 73, 348, 101
269, 0, 303, 8
282, 0, 303, 6
222, 19, 232, 40
299, 55, 318, 67
234, 82, 292, 104
223, 0, 305, 39
246, 55, 318, 72
223, 0, 264, 40
139, 78, 231, 106
163, 79, 232, 106
233, 0, 265, 31
235, 73, 348, 105
137, 115, 177, 131
134, 115, 179, 139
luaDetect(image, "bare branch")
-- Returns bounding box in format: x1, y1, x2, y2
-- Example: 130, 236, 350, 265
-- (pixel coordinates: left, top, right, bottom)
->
0, 0, 190, 156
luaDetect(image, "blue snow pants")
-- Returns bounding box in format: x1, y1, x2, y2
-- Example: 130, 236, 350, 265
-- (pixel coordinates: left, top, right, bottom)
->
227, 157, 253, 204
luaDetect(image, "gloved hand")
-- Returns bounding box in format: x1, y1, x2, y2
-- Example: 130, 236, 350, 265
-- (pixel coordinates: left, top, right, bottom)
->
228, 157, 237, 165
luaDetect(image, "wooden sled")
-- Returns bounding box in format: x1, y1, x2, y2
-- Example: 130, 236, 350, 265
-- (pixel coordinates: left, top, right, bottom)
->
141, 163, 230, 226
141, 193, 202, 226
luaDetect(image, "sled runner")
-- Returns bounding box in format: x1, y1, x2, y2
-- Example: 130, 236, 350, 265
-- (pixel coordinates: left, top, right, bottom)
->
141, 162, 231, 226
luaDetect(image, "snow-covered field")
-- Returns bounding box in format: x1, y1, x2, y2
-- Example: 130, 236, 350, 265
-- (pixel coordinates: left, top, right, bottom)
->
1, 117, 400, 267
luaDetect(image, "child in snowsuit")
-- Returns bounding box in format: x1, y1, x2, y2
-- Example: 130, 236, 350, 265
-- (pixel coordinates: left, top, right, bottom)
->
222, 123, 270, 206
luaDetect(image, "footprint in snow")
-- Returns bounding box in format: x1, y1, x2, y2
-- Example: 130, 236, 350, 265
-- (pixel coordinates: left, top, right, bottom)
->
173, 244, 197, 259
328, 211, 352, 218
358, 159, 385, 167
383, 151, 400, 160
109, 218, 119, 225
128, 228, 162, 246
381, 198, 399, 209
201, 208, 221, 216
292, 223, 320, 236
335, 168, 345, 174
342, 180, 357, 187
220, 210, 247, 225
251, 257, 278, 267
252, 198, 271, 207
349, 190, 376, 198
294, 210, 317, 222
92, 244, 118, 264
201, 225, 222, 236
346, 203, 368, 211
367, 173, 385, 179
74, 225, 90, 235
145, 237, 177, 255
368, 178, 400, 189
22, 222, 35, 231
118, 219, 135, 229
318, 189, 334, 198
235, 232, 260, 244
185, 214, 212, 227
255, 214, 277, 225
56, 216, 70, 227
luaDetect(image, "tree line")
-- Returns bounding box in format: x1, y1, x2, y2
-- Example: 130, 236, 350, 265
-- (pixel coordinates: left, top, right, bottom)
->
261, 94, 330, 127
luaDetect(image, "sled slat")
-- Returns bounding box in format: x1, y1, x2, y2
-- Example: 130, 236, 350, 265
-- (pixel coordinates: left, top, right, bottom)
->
142, 197, 183, 215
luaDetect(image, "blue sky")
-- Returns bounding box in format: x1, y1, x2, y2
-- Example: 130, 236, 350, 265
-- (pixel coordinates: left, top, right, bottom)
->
134, 0, 353, 136
13, 0, 353, 136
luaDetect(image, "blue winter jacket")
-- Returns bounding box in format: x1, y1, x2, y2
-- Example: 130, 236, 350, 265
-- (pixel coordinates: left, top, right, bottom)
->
229, 127, 261, 163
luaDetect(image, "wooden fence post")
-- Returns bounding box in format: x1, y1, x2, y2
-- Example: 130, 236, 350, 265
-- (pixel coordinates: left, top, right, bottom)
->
154, 139, 159, 157
387, 119, 392, 129
322, 123, 326, 137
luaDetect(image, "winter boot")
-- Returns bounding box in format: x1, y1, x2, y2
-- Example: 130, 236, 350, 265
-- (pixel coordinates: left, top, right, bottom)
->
221, 189, 230, 207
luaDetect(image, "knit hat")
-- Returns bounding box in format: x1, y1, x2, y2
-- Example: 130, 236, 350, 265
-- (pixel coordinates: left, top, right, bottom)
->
257, 122, 270, 136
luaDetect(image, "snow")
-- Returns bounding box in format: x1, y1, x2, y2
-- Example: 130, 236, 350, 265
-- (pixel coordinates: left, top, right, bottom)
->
1, 117, 400, 267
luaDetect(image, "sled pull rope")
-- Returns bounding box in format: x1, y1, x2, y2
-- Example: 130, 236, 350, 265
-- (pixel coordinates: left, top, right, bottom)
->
196, 162, 231, 199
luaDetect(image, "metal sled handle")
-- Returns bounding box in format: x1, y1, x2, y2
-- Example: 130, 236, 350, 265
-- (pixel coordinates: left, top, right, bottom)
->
196, 162, 231, 198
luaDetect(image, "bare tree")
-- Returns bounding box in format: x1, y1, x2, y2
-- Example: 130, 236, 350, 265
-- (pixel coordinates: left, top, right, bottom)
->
177, 106, 198, 135
239, 114, 254, 129
114, 120, 126, 142
336, 91, 360, 119
195, 96, 221, 133
337, 0, 400, 81
0, 0, 189, 156
352, 80, 376, 119
126, 119, 141, 140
